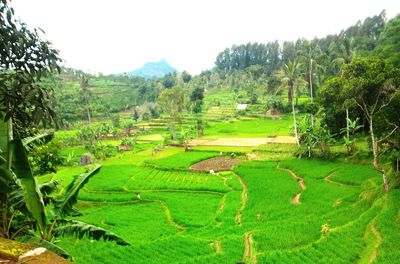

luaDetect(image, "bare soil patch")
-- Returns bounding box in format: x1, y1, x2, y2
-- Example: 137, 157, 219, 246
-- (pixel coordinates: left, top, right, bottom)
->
0, 238, 69, 264
190, 157, 243, 172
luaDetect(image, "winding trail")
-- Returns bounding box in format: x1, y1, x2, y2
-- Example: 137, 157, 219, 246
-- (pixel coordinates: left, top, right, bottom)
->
324, 171, 360, 188
143, 198, 186, 232
86, 198, 186, 231
215, 241, 223, 254
231, 172, 248, 225
243, 232, 257, 264
218, 195, 226, 212
368, 220, 383, 264
276, 165, 306, 205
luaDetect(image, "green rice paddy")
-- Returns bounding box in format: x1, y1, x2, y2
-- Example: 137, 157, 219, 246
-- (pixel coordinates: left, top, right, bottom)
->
50, 140, 400, 263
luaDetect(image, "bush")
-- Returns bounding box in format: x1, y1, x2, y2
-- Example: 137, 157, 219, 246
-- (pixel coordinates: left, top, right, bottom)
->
111, 114, 121, 128
28, 140, 64, 175
120, 137, 136, 148
265, 97, 284, 113
89, 142, 117, 160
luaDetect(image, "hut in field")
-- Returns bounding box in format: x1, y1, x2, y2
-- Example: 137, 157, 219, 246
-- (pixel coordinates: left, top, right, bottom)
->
236, 104, 248, 111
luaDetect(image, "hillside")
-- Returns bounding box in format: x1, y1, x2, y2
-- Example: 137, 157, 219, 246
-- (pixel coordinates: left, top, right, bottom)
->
124, 59, 176, 79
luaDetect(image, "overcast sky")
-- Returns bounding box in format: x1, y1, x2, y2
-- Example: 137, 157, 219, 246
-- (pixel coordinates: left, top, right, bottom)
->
11, 0, 400, 75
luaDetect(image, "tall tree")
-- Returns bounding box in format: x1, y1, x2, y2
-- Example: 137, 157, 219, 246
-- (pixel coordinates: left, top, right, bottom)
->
298, 40, 324, 126
79, 73, 92, 124
190, 87, 204, 114
342, 58, 400, 191
277, 60, 304, 146
282, 41, 296, 65
329, 37, 357, 134
330, 38, 356, 74
375, 13, 400, 67
0, 0, 61, 171
158, 86, 184, 140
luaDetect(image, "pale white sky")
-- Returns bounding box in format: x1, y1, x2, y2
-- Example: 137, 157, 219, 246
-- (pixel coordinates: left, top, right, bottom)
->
11, 0, 400, 75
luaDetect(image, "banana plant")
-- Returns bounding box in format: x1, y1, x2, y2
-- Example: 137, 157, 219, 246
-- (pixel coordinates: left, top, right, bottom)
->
0, 133, 130, 259
340, 117, 363, 155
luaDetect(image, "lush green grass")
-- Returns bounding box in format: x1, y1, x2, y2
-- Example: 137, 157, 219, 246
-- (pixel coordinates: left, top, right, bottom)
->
142, 192, 223, 227
192, 145, 254, 153
49, 131, 399, 263
125, 169, 229, 192
203, 115, 294, 138
144, 151, 218, 169
233, 159, 390, 263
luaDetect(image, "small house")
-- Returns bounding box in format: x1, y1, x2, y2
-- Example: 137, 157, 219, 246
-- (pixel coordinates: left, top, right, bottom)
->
236, 104, 248, 111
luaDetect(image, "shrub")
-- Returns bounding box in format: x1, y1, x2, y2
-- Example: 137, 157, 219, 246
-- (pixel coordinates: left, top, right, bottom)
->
28, 140, 64, 175
265, 97, 284, 113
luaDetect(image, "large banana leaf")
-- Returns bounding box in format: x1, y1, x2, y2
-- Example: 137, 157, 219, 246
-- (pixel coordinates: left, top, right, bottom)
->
0, 120, 15, 192
53, 220, 130, 246
54, 165, 101, 217
11, 138, 47, 237
22, 132, 54, 152
17, 235, 71, 259
40, 180, 61, 196
0, 167, 12, 192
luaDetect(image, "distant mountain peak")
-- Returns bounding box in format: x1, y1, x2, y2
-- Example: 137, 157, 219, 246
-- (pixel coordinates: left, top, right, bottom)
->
124, 59, 176, 79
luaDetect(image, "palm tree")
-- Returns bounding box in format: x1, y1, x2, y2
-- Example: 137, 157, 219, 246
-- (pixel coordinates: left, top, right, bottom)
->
276, 60, 305, 146
330, 38, 356, 73
329, 38, 357, 137
298, 41, 325, 126
79, 73, 92, 124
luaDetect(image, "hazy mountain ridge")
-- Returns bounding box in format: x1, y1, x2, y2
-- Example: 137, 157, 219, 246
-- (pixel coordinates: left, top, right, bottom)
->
123, 59, 177, 79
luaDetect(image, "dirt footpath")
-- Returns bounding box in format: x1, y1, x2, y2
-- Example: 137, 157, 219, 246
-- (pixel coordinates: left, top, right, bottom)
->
189, 136, 296, 147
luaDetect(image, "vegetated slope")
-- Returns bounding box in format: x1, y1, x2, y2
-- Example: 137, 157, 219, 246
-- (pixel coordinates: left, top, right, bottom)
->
55, 148, 399, 263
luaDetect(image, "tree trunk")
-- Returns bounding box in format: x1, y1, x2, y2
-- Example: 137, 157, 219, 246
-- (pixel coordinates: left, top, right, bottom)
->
397, 131, 399, 176
170, 120, 176, 141
308, 60, 317, 127
369, 117, 389, 191
309, 61, 313, 103
288, 87, 292, 104
346, 108, 350, 139
291, 95, 300, 146
86, 106, 91, 125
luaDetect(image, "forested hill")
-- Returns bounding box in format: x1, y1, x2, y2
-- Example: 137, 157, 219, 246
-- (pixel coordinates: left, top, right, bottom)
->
123, 59, 176, 79
214, 10, 392, 75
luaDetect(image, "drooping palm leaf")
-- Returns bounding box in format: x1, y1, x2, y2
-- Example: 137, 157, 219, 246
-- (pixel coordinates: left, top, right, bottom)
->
40, 180, 62, 205
53, 220, 130, 246
0, 168, 12, 192
22, 132, 54, 152
54, 165, 101, 217
40, 180, 61, 196
11, 138, 47, 237
0, 154, 6, 165
0, 155, 17, 192
17, 235, 71, 259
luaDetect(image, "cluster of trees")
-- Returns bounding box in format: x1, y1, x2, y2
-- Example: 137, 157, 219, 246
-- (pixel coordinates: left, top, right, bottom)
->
215, 11, 386, 75
51, 72, 164, 125
213, 11, 400, 192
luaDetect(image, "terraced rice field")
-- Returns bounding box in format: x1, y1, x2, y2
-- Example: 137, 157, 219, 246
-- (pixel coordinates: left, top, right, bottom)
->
54, 148, 400, 263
